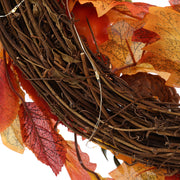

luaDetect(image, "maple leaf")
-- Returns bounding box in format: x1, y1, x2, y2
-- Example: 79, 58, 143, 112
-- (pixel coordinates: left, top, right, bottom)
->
0, 46, 22, 132
1, 116, 24, 154
18, 102, 67, 175
99, 17, 144, 73
65, 141, 97, 180
109, 162, 167, 180
141, 6, 180, 87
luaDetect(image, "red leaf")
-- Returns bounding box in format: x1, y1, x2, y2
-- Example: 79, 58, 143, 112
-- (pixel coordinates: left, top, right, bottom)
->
132, 28, 160, 43
18, 102, 67, 175
169, 0, 180, 6
121, 2, 153, 19
165, 174, 180, 180
15, 67, 58, 121
169, 0, 180, 12
0, 50, 20, 132
65, 141, 96, 180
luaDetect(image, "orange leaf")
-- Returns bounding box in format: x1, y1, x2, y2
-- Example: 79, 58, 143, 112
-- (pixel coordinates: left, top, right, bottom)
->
65, 141, 97, 180
109, 162, 167, 180
78, 0, 121, 17
100, 17, 144, 72
142, 6, 180, 87
0, 45, 21, 132
139, 52, 180, 87
18, 102, 67, 175
114, 153, 133, 165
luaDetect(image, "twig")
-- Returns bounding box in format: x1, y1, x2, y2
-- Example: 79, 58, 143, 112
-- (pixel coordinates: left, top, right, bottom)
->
0, 0, 25, 18
66, 0, 103, 141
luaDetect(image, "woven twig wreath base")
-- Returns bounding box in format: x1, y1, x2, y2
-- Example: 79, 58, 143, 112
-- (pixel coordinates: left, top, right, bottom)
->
1, 0, 180, 173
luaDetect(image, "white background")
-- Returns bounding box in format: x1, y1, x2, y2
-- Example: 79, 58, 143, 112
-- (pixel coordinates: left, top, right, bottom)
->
0, 1, 170, 180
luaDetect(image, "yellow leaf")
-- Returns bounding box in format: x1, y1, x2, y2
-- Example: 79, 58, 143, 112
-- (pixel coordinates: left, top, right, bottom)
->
142, 6, 180, 87
1, 116, 24, 154
109, 162, 167, 180
121, 62, 171, 81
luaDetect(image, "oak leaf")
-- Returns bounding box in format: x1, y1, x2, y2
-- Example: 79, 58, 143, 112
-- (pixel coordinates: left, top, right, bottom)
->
1, 116, 24, 154
18, 102, 67, 175
142, 6, 180, 87
109, 162, 166, 180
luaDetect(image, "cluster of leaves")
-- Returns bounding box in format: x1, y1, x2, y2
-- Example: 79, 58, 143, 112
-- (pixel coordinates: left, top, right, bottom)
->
72, 0, 180, 88
1, 0, 180, 179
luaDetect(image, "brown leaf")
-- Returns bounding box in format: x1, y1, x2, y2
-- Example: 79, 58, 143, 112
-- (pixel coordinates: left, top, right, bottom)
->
18, 102, 67, 175
121, 72, 179, 103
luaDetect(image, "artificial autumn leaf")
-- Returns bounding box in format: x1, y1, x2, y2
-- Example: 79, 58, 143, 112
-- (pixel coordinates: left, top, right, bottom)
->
141, 6, 180, 87
169, 0, 180, 12
0, 48, 21, 132
165, 174, 180, 180
121, 72, 179, 103
113, 152, 133, 165
88, 172, 113, 180
70, 0, 122, 17
15, 67, 58, 121
18, 102, 67, 175
100, 18, 144, 72
1, 115, 24, 154
109, 162, 167, 180
72, 2, 110, 52
132, 28, 159, 44
65, 141, 97, 180
139, 52, 180, 87
112, 2, 152, 19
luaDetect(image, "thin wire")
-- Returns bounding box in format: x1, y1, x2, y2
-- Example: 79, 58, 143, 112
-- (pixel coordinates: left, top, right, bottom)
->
0, 0, 25, 18
66, 0, 103, 141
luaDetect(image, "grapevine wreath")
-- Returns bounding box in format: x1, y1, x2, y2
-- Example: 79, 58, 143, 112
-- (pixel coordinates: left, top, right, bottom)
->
0, 0, 180, 179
